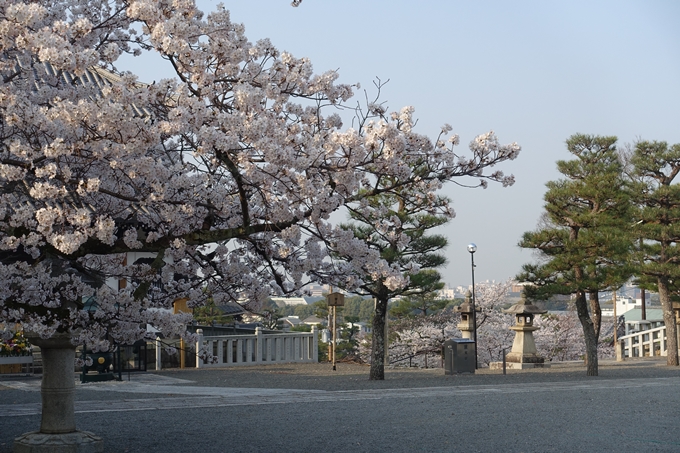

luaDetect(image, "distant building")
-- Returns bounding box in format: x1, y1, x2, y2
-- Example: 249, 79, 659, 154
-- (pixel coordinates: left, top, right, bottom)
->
347, 322, 372, 334
270, 297, 313, 307
510, 282, 528, 295
305, 284, 327, 297
436, 286, 457, 300
279, 316, 302, 328
601, 296, 653, 318
302, 315, 325, 326
621, 308, 664, 335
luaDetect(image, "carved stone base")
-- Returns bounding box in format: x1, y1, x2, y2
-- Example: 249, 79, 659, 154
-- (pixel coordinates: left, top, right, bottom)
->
13, 430, 103, 453
506, 352, 545, 364
489, 361, 551, 370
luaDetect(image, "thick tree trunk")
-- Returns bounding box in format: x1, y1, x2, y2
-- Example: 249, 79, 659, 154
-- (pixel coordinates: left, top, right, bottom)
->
574, 291, 599, 376
657, 277, 679, 366
588, 291, 602, 340
370, 297, 388, 380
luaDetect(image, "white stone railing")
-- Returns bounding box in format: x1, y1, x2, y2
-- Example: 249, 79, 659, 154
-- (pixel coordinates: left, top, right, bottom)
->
619, 325, 667, 358
194, 326, 318, 368
0, 355, 33, 365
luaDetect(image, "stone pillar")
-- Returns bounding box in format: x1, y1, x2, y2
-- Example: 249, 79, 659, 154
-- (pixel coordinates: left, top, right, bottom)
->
255, 327, 263, 363
155, 337, 162, 371
195, 329, 204, 369
311, 326, 318, 362
14, 333, 103, 453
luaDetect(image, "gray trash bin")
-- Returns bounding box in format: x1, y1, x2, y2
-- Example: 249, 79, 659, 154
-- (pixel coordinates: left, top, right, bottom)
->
443, 338, 475, 374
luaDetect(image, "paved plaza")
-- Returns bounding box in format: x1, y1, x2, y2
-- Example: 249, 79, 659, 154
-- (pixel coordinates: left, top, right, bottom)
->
1, 359, 679, 452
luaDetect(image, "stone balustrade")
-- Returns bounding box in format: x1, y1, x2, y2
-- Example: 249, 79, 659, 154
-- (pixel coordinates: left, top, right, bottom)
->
155, 327, 318, 370
619, 325, 667, 358
196, 326, 318, 368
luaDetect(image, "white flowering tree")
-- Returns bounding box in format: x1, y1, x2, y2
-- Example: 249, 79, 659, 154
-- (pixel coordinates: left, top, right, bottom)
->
316, 99, 520, 379
386, 281, 515, 368
474, 281, 515, 366
1, 0, 520, 447
387, 311, 460, 368
533, 311, 586, 362
386, 281, 610, 368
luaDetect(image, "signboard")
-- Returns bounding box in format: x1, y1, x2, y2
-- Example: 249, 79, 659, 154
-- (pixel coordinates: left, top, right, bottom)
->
327, 292, 345, 307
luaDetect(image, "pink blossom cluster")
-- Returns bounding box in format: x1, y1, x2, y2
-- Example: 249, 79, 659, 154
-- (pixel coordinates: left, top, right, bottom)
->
0, 0, 519, 349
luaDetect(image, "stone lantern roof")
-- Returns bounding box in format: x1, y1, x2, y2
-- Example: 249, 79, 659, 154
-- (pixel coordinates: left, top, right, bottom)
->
503, 294, 547, 316
453, 291, 474, 314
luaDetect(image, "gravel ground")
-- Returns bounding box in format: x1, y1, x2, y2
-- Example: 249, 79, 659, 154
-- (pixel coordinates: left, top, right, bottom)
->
1, 358, 679, 453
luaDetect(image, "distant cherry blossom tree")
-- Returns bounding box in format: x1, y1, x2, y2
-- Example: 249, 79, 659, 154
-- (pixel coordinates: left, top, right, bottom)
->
383, 281, 611, 369
386, 281, 515, 368
474, 281, 515, 366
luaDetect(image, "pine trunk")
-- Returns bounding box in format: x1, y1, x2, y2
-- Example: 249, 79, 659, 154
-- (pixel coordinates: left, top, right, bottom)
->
370, 297, 388, 380
574, 290, 599, 376
657, 277, 679, 366
588, 291, 602, 340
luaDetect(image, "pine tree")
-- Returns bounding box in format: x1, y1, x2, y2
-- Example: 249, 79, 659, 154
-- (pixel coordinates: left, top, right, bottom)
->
629, 140, 680, 366
389, 270, 447, 319
518, 134, 632, 376
338, 191, 450, 380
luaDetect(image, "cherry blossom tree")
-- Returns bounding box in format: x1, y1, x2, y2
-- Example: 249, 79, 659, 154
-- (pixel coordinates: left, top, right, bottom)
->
386, 281, 515, 368
474, 281, 515, 366
317, 97, 520, 379
387, 310, 460, 368
1, 0, 520, 447
533, 311, 586, 361
1, 0, 520, 349
385, 280, 613, 369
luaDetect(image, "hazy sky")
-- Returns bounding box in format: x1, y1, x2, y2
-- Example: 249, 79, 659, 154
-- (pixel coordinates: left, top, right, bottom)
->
122, 1, 680, 287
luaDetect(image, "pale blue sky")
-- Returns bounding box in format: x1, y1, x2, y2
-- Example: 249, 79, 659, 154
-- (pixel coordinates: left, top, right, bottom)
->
122, 1, 680, 287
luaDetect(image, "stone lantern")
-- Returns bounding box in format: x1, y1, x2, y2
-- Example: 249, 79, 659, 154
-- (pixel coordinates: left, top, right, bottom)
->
502, 292, 548, 369
454, 291, 477, 340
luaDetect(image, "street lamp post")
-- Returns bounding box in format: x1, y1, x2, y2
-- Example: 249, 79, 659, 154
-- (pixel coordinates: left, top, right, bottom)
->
467, 243, 478, 370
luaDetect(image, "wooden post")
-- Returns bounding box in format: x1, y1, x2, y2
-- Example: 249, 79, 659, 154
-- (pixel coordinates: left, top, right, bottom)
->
179, 338, 185, 369
332, 305, 337, 371
326, 291, 344, 370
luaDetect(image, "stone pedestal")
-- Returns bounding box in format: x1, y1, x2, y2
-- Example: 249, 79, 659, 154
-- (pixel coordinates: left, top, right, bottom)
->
505, 324, 545, 365
14, 431, 104, 453
13, 333, 103, 453
489, 361, 549, 370
491, 292, 548, 371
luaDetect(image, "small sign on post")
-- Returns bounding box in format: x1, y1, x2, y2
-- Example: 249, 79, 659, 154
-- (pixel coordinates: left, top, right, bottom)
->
326, 292, 344, 371
327, 292, 345, 307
